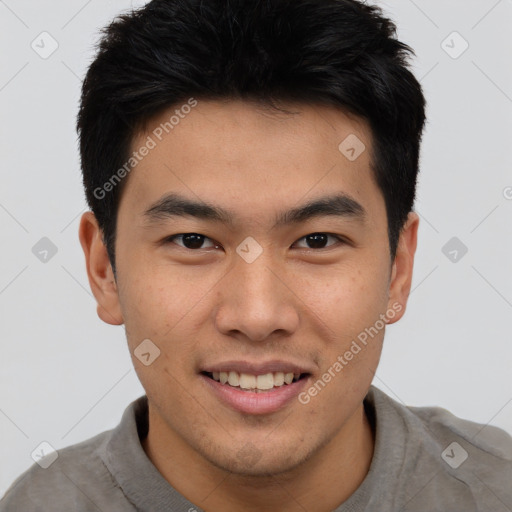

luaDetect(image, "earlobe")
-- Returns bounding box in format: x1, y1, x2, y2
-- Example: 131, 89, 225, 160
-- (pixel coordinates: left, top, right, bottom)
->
78, 212, 124, 326
386, 212, 419, 325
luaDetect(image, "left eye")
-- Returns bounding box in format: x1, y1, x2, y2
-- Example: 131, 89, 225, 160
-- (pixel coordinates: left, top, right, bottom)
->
293, 233, 343, 249
167, 233, 218, 250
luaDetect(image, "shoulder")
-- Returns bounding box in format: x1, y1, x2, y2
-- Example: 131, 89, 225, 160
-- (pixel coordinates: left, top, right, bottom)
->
370, 387, 512, 510
412, 402, 512, 509
0, 430, 132, 512
410, 400, 512, 462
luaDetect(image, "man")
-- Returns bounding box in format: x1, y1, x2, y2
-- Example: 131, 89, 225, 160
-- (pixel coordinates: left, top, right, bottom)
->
2, 0, 511, 510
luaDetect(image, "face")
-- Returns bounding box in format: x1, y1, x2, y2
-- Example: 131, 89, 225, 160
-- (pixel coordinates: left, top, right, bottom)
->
80, 99, 417, 477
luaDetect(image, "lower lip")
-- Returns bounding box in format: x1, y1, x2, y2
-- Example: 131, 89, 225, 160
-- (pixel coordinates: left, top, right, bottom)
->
200, 374, 310, 415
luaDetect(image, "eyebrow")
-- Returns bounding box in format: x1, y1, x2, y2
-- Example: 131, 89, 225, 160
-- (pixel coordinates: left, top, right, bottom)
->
143, 192, 366, 228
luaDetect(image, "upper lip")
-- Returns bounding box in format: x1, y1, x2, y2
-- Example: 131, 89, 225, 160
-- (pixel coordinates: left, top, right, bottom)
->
201, 360, 313, 375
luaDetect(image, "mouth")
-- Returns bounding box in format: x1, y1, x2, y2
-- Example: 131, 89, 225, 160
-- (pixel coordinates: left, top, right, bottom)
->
201, 370, 309, 392
199, 364, 312, 414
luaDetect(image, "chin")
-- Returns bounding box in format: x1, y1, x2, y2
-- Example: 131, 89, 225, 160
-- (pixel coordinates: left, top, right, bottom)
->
202, 440, 311, 478
220, 457, 303, 478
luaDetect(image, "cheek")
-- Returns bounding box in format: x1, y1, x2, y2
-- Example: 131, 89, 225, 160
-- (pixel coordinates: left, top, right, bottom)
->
118, 264, 194, 337
117, 262, 224, 377
303, 259, 390, 332
119, 274, 170, 340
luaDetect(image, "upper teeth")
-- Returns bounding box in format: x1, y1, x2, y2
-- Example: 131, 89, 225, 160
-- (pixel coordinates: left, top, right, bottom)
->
212, 371, 300, 390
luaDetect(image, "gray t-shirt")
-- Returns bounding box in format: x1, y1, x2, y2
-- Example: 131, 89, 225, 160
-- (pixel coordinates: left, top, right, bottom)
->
2, 386, 511, 511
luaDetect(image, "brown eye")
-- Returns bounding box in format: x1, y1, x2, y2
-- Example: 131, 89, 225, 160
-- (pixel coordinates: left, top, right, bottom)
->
168, 233, 217, 250
293, 233, 343, 249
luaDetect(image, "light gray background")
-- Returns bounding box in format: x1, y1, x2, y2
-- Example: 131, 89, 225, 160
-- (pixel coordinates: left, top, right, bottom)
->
1, 0, 511, 497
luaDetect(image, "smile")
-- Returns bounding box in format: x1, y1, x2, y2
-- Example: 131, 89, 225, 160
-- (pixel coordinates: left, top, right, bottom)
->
200, 365, 311, 414
203, 371, 306, 392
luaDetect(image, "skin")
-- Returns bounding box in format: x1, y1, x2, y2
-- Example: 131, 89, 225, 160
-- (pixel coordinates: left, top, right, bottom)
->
79, 99, 419, 512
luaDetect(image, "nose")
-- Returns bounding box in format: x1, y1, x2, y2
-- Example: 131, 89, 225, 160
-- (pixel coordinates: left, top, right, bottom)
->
214, 253, 300, 342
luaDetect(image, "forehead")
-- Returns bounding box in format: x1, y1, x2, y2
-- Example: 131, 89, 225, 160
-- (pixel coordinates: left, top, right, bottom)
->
121, 99, 383, 225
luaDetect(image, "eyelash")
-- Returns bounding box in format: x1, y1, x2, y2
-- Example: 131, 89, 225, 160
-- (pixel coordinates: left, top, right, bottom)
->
164, 233, 347, 251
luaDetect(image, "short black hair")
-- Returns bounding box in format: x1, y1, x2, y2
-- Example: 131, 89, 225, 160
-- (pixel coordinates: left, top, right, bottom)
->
78, 0, 426, 272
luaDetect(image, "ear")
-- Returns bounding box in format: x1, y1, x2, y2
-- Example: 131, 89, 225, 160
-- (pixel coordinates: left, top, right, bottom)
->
78, 212, 124, 326
386, 212, 419, 325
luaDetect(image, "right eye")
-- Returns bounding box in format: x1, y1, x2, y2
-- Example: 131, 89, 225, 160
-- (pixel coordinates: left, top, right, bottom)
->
165, 233, 220, 250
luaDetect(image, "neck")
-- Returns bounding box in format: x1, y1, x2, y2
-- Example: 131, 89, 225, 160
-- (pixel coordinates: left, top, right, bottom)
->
142, 403, 374, 512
